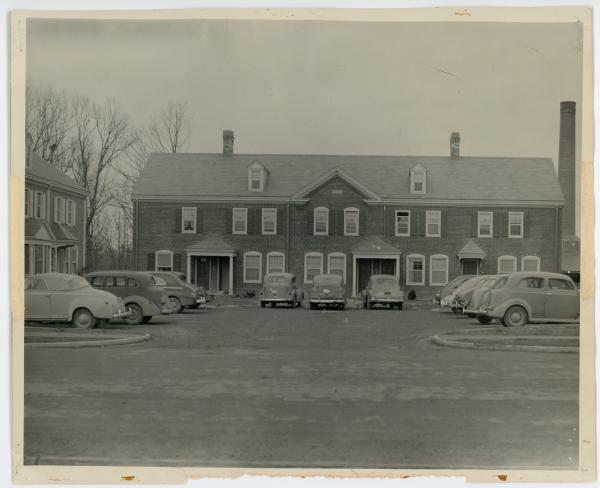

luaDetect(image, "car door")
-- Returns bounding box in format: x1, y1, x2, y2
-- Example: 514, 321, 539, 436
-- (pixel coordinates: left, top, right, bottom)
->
545, 277, 580, 319
515, 277, 546, 318
25, 277, 52, 320
48, 282, 72, 320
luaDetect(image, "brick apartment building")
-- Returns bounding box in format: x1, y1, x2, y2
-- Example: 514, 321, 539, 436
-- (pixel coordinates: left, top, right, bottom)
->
132, 102, 577, 298
24, 133, 88, 276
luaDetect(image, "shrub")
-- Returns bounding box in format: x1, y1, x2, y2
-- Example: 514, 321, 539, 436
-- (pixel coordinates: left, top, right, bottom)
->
244, 290, 256, 298
407, 289, 417, 300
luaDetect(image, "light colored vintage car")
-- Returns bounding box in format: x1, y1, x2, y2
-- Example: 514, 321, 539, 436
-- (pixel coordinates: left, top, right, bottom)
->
361, 274, 404, 310
477, 271, 580, 326
445, 275, 488, 312
25, 273, 130, 329
260, 272, 303, 308
309, 274, 346, 310
463, 275, 506, 319
150, 271, 203, 313
439, 274, 476, 307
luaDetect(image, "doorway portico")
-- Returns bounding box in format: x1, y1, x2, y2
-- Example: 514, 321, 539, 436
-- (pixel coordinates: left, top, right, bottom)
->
351, 237, 402, 297
185, 234, 236, 295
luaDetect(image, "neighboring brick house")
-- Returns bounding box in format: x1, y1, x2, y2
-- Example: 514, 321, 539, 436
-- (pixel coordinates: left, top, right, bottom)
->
24, 133, 88, 276
132, 103, 575, 298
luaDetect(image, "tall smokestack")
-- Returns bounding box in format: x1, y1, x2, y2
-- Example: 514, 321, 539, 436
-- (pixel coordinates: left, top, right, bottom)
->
558, 101, 576, 236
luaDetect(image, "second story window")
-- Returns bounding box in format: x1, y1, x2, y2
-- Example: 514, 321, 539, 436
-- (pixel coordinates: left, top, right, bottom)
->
233, 208, 248, 234
54, 197, 65, 224
478, 212, 493, 238
313, 207, 329, 235
182, 207, 197, 233
508, 212, 524, 238
34, 192, 46, 220
66, 200, 76, 226
426, 211, 441, 237
344, 208, 359, 236
395, 210, 410, 236
262, 208, 277, 235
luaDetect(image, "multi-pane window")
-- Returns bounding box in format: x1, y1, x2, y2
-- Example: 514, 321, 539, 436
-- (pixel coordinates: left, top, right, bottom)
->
344, 208, 359, 236
395, 211, 410, 236
508, 212, 524, 238
54, 197, 65, 223
498, 255, 517, 274
25, 189, 30, 218
34, 192, 46, 219
478, 212, 493, 237
266, 252, 285, 274
429, 254, 448, 286
521, 256, 540, 272
426, 211, 441, 237
233, 208, 248, 234
262, 208, 277, 235
406, 254, 425, 285
244, 252, 262, 283
250, 169, 262, 191
156, 250, 173, 271
328, 253, 346, 283
313, 207, 329, 235
304, 252, 323, 283
66, 200, 75, 226
181, 207, 197, 233
34, 245, 46, 274
410, 167, 426, 194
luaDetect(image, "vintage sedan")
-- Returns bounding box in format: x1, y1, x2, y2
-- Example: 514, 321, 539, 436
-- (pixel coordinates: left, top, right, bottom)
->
362, 274, 404, 310
463, 275, 506, 319
86, 271, 177, 325
308, 274, 346, 310
25, 273, 130, 329
150, 271, 202, 313
439, 274, 476, 307
260, 272, 303, 308
477, 271, 579, 326
446, 275, 488, 312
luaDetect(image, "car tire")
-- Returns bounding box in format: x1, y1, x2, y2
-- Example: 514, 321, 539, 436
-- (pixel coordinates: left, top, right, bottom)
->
503, 306, 528, 327
142, 316, 152, 324
477, 316, 493, 325
72, 308, 96, 329
171, 297, 183, 314
125, 303, 144, 325
310, 303, 316, 310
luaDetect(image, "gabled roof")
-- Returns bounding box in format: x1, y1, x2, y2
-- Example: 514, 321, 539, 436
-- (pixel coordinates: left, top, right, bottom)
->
291, 167, 381, 201
26, 152, 87, 195
352, 236, 401, 255
185, 234, 236, 253
457, 239, 486, 260
25, 220, 56, 242
133, 152, 565, 205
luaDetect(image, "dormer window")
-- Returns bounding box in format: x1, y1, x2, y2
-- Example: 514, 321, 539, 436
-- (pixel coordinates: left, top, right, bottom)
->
248, 161, 267, 192
410, 163, 427, 194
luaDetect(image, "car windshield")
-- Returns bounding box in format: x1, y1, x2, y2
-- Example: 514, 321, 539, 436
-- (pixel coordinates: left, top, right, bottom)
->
492, 276, 508, 289
154, 273, 180, 286
152, 276, 167, 286
373, 277, 397, 286
69, 277, 91, 290
265, 276, 289, 283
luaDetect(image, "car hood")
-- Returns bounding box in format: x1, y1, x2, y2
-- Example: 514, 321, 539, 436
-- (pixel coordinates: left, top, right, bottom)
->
77, 287, 121, 302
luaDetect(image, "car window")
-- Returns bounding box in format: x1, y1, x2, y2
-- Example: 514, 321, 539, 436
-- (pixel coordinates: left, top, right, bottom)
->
159, 274, 179, 286
127, 278, 138, 287
25, 278, 48, 290
265, 276, 288, 283
90, 276, 104, 287
518, 277, 544, 289
374, 277, 397, 286
492, 276, 508, 289
104, 277, 116, 287
152, 276, 167, 286
548, 278, 575, 290
115, 277, 127, 287
69, 277, 91, 290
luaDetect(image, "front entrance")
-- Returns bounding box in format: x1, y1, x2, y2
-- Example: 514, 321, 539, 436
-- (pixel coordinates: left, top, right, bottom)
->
193, 256, 230, 293
461, 259, 479, 275
357, 258, 397, 294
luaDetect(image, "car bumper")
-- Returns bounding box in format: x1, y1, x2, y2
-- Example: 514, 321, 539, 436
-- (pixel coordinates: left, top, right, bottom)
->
462, 308, 479, 315
113, 308, 132, 319
262, 298, 293, 303
196, 297, 207, 305
370, 298, 403, 304
309, 298, 345, 304
161, 304, 178, 314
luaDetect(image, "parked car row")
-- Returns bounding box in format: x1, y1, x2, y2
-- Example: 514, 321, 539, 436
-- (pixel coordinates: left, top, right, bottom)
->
440, 271, 580, 327
24, 270, 209, 329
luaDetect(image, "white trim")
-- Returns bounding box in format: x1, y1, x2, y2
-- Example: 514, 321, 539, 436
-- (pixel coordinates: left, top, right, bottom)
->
24, 174, 88, 197
25, 188, 31, 218
498, 255, 517, 274
477, 211, 493, 238
429, 254, 449, 286
232, 208, 248, 235
521, 255, 541, 272
243, 251, 262, 283
181, 207, 197, 233
425, 210, 441, 237
406, 253, 425, 286
262, 208, 277, 235
395, 210, 411, 236
508, 211, 524, 238
304, 252, 324, 284
155, 250, 174, 271
290, 167, 382, 202
313, 207, 329, 236
410, 164, 427, 194
327, 252, 347, 284
266, 251, 285, 274
343, 207, 359, 236
248, 162, 265, 192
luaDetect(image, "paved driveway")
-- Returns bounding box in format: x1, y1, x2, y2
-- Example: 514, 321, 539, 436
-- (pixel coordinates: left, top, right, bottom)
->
24, 305, 578, 469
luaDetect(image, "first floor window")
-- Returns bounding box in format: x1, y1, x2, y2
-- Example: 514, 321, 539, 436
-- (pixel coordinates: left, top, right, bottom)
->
34, 245, 46, 274
182, 207, 197, 233
244, 252, 262, 283
521, 255, 540, 272
478, 212, 493, 237
262, 208, 277, 234
314, 207, 329, 235
267, 252, 285, 274
395, 211, 410, 236
233, 208, 248, 234
304, 252, 323, 283
328, 253, 346, 283
426, 211, 441, 237
429, 254, 448, 286
498, 255, 517, 274
156, 250, 173, 271
406, 254, 425, 285
344, 208, 359, 236
508, 212, 524, 238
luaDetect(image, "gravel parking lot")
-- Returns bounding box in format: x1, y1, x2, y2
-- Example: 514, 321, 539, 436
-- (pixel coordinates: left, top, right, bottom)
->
24, 304, 579, 469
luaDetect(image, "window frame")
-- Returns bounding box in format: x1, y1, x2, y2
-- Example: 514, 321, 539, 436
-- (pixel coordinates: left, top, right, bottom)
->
410, 168, 426, 194
343, 207, 359, 236
395, 210, 411, 237
243, 251, 262, 283
508, 212, 524, 238
304, 252, 324, 284
266, 251, 285, 274
521, 255, 541, 272
477, 211, 493, 238
34, 191, 45, 219
262, 208, 277, 235
406, 253, 426, 286
327, 252, 347, 284
426, 211, 441, 237
248, 167, 264, 192
313, 207, 329, 236
497, 255, 517, 274
181, 207, 197, 233
54, 196, 64, 224
232, 208, 248, 235
155, 250, 174, 271
429, 254, 449, 286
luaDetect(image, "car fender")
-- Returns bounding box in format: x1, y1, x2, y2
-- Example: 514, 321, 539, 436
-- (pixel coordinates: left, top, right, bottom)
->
491, 298, 533, 318
68, 296, 113, 320
121, 295, 161, 315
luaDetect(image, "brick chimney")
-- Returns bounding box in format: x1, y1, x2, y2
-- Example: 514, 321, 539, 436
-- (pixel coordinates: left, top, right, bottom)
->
558, 101, 576, 236
223, 129, 234, 156
450, 132, 460, 158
